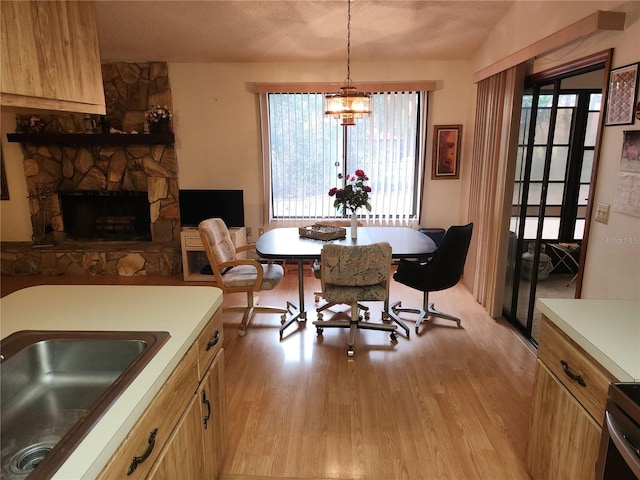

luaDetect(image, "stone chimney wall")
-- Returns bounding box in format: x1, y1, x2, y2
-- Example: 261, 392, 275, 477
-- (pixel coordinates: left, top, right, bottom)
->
17, 62, 180, 244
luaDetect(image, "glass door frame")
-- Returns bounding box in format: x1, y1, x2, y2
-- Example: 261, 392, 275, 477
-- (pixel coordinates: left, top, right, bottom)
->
504, 49, 613, 341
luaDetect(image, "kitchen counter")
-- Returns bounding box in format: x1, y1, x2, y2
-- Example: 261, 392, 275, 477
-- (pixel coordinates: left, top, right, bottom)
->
0, 285, 223, 479
536, 298, 640, 382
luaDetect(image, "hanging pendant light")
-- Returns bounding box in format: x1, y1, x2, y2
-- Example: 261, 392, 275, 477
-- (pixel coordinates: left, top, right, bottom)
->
325, 0, 371, 126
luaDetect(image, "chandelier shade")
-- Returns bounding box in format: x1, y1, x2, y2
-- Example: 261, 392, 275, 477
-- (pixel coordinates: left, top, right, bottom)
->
325, 86, 371, 126
324, 0, 371, 126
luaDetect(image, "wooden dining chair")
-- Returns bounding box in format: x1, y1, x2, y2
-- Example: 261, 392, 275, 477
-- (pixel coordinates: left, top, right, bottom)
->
199, 218, 292, 336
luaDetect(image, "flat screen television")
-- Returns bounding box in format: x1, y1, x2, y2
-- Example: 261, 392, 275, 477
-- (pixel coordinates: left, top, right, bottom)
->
178, 189, 245, 228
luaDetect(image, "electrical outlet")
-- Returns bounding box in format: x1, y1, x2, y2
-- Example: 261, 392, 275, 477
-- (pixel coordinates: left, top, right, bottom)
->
595, 202, 610, 224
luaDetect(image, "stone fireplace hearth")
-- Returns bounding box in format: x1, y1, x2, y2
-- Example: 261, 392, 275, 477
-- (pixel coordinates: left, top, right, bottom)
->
1, 62, 183, 277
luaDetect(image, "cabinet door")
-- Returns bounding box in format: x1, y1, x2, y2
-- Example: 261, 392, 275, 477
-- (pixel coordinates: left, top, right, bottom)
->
527, 360, 601, 480
148, 395, 205, 480
199, 349, 226, 480
0, 1, 105, 113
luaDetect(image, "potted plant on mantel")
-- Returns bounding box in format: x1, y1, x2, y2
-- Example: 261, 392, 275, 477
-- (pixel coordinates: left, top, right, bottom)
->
144, 104, 172, 134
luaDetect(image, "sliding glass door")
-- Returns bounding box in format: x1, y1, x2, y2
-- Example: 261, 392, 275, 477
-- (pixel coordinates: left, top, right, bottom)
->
503, 68, 604, 343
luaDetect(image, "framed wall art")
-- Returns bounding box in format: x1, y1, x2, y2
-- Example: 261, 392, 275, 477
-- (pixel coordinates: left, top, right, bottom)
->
432, 124, 462, 179
605, 62, 639, 126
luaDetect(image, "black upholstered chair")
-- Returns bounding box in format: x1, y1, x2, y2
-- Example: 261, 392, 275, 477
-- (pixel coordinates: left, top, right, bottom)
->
391, 223, 473, 334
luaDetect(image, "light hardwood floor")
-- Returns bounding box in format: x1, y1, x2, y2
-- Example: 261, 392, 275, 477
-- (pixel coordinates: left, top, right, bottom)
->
1, 269, 536, 480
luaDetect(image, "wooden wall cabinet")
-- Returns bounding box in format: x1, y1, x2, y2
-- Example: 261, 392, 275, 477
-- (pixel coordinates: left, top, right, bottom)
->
1, 1, 105, 114
526, 316, 617, 480
97, 311, 225, 479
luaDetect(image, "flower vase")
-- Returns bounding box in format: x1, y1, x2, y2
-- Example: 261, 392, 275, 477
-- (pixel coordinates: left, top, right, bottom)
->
351, 213, 358, 239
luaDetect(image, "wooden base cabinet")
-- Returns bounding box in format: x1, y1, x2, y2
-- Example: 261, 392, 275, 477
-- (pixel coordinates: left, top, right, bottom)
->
526, 316, 617, 480
149, 350, 225, 480
98, 312, 225, 479
526, 360, 601, 479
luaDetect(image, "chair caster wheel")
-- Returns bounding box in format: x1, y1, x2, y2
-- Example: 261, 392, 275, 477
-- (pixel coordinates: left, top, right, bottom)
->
347, 349, 355, 357
317, 312, 323, 321
314, 294, 320, 302
280, 314, 287, 324
239, 328, 246, 337
316, 327, 323, 336
364, 311, 370, 320
390, 332, 398, 342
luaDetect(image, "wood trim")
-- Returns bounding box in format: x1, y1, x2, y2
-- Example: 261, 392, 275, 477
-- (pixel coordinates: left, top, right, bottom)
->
473, 10, 625, 83
6, 133, 175, 146
527, 49, 611, 84
0, 92, 106, 115
253, 81, 436, 94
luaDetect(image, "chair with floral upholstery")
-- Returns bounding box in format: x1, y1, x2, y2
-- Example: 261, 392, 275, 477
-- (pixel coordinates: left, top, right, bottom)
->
312, 242, 397, 357
311, 219, 369, 321
199, 218, 291, 336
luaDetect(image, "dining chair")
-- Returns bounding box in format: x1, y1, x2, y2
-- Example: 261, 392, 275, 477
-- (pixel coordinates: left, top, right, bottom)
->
391, 223, 473, 334
311, 219, 369, 320
199, 218, 291, 337
312, 242, 397, 357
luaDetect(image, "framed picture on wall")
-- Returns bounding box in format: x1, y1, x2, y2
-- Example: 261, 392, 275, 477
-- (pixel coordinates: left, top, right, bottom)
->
432, 124, 462, 179
605, 62, 639, 126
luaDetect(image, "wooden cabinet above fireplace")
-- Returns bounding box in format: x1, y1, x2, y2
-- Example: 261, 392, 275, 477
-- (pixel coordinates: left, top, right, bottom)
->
7, 133, 175, 146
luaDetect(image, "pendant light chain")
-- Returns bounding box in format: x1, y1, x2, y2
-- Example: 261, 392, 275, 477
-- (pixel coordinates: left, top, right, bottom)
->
346, 0, 352, 85
324, 0, 371, 125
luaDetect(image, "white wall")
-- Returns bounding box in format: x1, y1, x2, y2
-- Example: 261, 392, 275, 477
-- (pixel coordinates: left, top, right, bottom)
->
0, 111, 32, 240
169, 59, 474, 240
473, 1, 640, 299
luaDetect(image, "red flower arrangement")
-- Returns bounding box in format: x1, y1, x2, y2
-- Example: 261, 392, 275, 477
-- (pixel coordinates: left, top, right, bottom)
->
328, 169, 372, 214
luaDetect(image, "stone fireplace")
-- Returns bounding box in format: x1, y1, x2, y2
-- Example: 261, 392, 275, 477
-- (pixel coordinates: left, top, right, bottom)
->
1, 62, 183, 276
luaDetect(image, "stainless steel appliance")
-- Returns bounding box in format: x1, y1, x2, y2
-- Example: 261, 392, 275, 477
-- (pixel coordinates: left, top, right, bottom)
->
596, 383, 640, 479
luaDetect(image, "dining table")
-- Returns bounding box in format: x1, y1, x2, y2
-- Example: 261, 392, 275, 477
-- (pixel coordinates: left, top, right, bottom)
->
255, 226, 437, 338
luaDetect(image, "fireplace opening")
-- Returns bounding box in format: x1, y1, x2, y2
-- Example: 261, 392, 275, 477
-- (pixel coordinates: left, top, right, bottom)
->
60, 191, 152, 241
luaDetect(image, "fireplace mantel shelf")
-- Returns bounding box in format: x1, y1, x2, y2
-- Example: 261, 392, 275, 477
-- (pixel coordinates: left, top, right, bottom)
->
6, 132, 175, 146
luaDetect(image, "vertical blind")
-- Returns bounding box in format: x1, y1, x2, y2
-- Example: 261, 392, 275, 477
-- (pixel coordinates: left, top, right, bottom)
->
259, 90, 427, 227
467, 65, 524, 316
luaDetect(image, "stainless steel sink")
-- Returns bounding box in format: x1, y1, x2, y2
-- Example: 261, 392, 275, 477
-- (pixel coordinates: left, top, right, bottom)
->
0, 330, 170, 479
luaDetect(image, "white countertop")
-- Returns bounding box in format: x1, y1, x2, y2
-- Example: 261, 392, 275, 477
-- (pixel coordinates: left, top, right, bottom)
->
536, 298, 640, 382
0, 285, 223, 479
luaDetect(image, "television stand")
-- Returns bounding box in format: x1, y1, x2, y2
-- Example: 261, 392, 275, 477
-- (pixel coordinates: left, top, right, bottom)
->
180, 227, 247, 281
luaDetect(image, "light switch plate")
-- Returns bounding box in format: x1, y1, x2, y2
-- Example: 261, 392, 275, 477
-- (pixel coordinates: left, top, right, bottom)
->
595, 202, 610, 224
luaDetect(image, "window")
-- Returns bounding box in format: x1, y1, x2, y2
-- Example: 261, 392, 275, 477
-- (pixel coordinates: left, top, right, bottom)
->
259, 88, 428, 226
512, 89, 601, 241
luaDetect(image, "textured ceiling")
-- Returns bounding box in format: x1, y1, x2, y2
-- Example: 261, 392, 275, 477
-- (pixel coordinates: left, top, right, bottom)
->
95, 1, 515, 63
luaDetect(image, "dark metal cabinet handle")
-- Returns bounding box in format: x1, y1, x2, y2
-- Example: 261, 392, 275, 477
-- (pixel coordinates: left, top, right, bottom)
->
127, 428, 158, 475
206, 330, 220, 351
560, 360, 586, 387
202, 390, 211, 430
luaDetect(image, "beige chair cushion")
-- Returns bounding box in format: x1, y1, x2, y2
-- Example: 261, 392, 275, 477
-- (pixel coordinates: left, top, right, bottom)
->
322, 242, 391, 303
221, 263, 283, 290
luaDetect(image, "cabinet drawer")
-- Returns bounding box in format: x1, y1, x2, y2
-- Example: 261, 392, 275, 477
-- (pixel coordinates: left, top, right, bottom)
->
184, 236, 204, 248
538, 316, 617, 426
97, 346, 199, 479
197, 311, 224, 378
